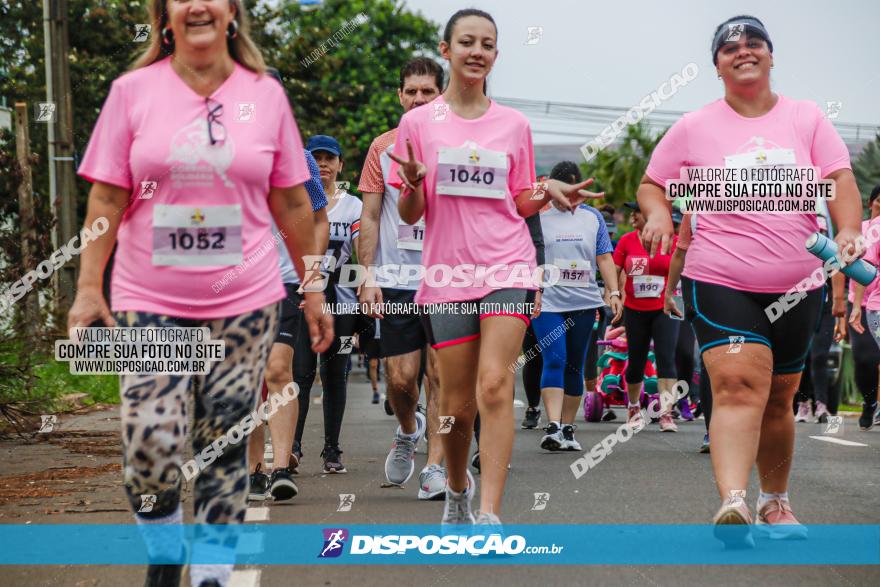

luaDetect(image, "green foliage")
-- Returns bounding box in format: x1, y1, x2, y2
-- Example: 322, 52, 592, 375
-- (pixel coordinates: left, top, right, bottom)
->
853, 132, 880, 205
579, 122, 666, 207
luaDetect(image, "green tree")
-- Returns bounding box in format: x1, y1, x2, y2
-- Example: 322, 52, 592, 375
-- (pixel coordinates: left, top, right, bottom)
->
853, 132, 880, 204
579, 121, 666, 207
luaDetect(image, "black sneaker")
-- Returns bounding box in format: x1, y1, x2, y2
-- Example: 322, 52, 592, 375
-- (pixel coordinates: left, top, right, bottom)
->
291, 442, 303, 475
859, 402, 878, 431
384, 398, 394, 416
198, 581, 221, 587
248, 463, 270, 501
321, 445, 347, 474
540, 422, 563, 451
270, 466, 299, 501
602, 408, 618, 422
471, 451, 481, 473
144, 563, 182, 587
521, 407, 541, 429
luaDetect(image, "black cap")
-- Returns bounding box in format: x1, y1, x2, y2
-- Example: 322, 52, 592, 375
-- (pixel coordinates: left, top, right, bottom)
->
623, 201, 640, 212
712, 17, 773, 65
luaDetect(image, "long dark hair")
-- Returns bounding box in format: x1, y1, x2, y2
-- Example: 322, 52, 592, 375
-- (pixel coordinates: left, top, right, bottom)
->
442, 9, 497, 95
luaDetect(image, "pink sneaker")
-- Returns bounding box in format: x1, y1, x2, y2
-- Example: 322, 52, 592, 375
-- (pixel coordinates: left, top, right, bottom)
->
713, 495, 754, 548
659, 412, 678, 432
626, 406, 644, 430
794, 401, 811, 423
755, 497, 808, 540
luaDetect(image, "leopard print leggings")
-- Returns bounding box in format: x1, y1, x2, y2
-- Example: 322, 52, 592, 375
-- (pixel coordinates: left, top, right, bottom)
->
116, 303, 278, 523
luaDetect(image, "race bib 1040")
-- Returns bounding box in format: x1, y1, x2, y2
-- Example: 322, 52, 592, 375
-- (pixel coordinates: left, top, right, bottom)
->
436, 143, 508, 199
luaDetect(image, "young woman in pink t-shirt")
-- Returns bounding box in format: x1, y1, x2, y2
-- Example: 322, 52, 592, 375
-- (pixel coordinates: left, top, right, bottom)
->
637, 15, 863, 545
69, 2, 332, 585
389, 9, 601, 528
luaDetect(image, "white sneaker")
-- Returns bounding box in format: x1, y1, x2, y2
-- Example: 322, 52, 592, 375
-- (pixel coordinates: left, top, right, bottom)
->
441, 470, 476, 525
794, 401, 811, 423
540, 422, 564, 451
417, 464, 447, 501
560, 424, 582, 451
384, 411, 426, 485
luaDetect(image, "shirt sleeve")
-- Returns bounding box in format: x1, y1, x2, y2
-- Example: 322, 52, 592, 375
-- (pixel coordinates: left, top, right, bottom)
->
303, 150, 327, 211
805, 103, 851, 178
612, 232, 628, 268
590, 207, 614, 255
358, 137, 386, 194
388, 114, 420, 193
510, 118, 537, 194
645, 117, 689, 187
271, 94, 310, 189
77, 79, 133, 190
525, 213, 545, 266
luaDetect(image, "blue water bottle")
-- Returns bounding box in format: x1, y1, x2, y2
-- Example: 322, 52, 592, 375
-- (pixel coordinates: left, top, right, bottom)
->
805, 232, 877, 286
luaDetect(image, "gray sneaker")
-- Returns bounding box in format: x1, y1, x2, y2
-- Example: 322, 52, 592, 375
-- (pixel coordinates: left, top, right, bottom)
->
474, 511, 502, 530
418, 464, 448, 500
442, 469, 476, 525
384, 411, 426, 485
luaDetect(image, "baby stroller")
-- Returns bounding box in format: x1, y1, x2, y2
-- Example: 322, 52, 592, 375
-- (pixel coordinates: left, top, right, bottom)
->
583, 325, 659, 422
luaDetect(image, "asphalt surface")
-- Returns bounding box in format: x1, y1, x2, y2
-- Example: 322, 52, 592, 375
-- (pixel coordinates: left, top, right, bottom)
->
1, 364, 879, 586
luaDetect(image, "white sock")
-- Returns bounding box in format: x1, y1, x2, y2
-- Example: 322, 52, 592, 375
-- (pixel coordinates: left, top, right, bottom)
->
628, 402, 640, 409
757, 491, 789, 509
135, 504, 183, 562
190, 542, 235, 587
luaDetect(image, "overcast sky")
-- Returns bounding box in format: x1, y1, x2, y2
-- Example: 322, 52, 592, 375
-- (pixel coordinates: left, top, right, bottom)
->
402, 0, 879, 144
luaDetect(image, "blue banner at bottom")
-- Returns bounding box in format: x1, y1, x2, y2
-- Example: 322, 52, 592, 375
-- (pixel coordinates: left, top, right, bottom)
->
0, 524, 878, 565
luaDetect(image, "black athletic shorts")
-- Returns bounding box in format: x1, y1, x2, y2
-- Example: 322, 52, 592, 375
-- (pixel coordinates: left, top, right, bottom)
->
275, 284, 304, 349
379, 288, 427, 358
421, 288, 536, 349
681, 277, 824, 374
357, 314, 382, 361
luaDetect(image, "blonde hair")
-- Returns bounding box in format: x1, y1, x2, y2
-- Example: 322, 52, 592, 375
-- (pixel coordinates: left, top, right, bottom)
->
132, 0, 266, 74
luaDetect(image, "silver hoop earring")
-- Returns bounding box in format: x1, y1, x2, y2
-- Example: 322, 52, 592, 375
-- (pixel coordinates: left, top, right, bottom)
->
227, 20, 239, 39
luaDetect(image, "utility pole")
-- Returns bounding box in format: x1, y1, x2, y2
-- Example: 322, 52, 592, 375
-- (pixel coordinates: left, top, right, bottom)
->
14, 103, 39, 345
43, 0, 78, 317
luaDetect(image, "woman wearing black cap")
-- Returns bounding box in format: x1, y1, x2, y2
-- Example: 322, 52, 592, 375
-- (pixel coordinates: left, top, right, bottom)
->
638, 15, 863, 544
612, 201, 681, 431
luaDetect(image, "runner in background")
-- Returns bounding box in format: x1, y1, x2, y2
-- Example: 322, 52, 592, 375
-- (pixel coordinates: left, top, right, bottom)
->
536, 161, 622, 452
390, 8, 601, 526
293, 135, 362, 474
613, 201, 680, 432
640, 15, 862, 541
838, 184, 880, 430
519, 198, 546, 430
70, 1, 332, 585
670, 210, 696, 422
247, 142, 329, 501
357, 57, 447, 499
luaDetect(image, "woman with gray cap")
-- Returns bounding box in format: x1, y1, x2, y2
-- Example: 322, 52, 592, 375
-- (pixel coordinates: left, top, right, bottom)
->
637, 15, 863, 545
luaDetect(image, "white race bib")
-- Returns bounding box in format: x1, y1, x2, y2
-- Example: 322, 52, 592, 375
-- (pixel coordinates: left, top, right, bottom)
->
725, 148, 796, 168
436, 142, 508, 199
633, 275, 664, 298
554, 258, 592, 288
397, 217, 426, 251
152, 205, 242, 266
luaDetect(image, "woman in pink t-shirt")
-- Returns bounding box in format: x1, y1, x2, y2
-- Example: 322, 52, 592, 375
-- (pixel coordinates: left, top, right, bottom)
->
69, 1, 332, 585
389, 9, 600, 528
637, 15, 863, 544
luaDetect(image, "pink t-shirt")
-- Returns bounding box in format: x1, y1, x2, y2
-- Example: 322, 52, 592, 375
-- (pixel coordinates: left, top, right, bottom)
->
389, 96, 537, 304
849, 219, 880, 308
646, 95, 851, 293
860, 218, 880, 310
78, 58, 310, 318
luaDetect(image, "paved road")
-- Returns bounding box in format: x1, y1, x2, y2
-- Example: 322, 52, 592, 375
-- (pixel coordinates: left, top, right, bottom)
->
2, 364, 879, 586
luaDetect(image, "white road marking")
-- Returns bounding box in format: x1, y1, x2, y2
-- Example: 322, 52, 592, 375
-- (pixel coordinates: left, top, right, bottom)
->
809, 435, 868, 447
245, 507, 270, 522
230, 569, 260, 587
